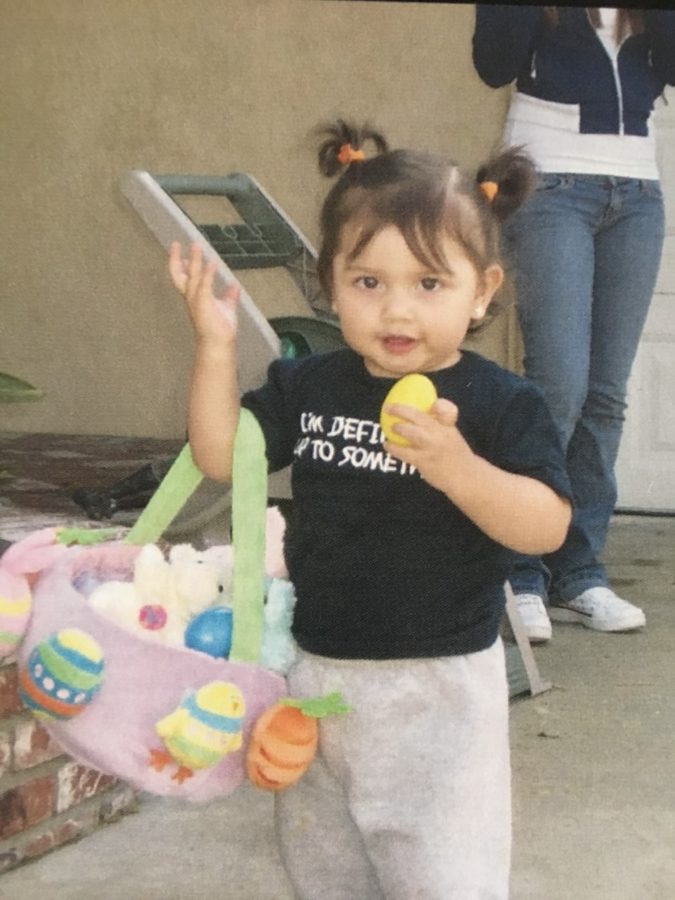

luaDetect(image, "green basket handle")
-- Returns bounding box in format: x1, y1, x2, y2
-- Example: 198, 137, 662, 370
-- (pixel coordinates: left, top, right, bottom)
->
124, 408, 268, 664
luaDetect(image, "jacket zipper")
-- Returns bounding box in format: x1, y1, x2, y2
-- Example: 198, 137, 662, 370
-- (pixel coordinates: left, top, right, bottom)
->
606, 46, 627, 135
587, 8, 629, 135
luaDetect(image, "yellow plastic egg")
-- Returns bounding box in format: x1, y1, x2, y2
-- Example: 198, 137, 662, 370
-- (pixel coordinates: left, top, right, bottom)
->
380, 374, 438, 446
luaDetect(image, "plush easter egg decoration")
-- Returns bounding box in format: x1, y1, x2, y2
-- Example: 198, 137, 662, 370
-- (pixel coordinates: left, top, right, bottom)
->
0, 527, 68, 660
184, 606, 233, 658
19, 628, 105, 721
0, 575, 32, 659
380, 373, 438, 446
154, 680, 245, 780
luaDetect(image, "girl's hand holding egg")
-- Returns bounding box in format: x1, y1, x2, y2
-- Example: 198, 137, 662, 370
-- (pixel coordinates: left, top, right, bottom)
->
380, 374, 438, 447
381, 374, 470, 495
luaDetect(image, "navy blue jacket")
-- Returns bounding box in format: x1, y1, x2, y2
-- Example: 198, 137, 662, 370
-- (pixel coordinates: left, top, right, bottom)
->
473, 6, 675, 136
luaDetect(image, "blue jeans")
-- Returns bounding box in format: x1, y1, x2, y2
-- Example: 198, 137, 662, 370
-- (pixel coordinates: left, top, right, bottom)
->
503, 173, 665, 601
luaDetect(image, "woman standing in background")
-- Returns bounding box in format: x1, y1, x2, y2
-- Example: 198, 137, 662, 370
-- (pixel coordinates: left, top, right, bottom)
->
473, 6, 675, 642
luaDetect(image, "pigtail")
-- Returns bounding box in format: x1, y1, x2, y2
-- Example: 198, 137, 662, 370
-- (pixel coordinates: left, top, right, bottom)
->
317, 119, 389, 177
476, 146, 537, 222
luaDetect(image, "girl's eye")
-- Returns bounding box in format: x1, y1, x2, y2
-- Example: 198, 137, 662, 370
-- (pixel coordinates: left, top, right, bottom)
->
356, 275, 379, 290
420, 277, 441, 292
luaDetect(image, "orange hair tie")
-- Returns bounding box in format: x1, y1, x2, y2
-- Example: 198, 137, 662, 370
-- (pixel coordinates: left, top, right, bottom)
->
480, 180, 499, 202
337, 143, 366, 165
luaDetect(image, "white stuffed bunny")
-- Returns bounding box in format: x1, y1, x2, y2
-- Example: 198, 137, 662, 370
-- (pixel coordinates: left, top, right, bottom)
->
88, 543, 232, 646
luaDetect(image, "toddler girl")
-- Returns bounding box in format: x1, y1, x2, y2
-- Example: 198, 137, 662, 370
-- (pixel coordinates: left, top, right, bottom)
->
168, 120, 573, 900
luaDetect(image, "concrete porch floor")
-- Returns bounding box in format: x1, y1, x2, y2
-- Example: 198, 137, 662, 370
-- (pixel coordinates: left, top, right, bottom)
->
1, 435, 673, 898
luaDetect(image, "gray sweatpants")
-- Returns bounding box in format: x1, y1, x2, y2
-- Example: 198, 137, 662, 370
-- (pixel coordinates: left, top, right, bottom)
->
274, 639, 511, 900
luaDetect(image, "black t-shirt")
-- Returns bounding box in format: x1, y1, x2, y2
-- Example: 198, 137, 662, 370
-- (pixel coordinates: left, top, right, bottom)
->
242, 348, 572, 660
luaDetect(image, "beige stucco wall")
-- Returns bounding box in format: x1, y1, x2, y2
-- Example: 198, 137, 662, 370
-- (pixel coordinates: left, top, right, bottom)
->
2, 0, 513, 438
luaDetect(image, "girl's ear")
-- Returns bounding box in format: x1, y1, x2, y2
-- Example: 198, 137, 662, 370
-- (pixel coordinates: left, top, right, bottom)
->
472, 264, 504, 319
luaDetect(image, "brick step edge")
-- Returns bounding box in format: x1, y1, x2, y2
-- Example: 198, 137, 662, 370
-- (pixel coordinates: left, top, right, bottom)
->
0, 782, 138, 875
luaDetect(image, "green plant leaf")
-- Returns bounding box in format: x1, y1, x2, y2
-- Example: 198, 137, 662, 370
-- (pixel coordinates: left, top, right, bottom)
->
0, 372, 43, 403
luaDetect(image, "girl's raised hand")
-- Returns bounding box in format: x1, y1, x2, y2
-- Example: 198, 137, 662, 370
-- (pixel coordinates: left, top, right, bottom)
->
169, 241, 240, 346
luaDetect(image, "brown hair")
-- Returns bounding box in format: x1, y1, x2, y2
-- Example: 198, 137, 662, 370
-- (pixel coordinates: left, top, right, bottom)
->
315, 120, 536, 327
544, 7, 644, 41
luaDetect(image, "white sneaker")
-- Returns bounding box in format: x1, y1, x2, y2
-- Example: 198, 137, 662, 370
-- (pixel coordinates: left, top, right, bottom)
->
515, 593, 552, 643
549, 587, 646, 632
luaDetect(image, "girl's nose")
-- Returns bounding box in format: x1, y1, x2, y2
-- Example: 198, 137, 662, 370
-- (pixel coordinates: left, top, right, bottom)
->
381, 287, 413, 320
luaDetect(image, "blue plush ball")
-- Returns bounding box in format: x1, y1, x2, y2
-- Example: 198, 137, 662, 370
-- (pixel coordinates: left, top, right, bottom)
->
184, 606, 233, 658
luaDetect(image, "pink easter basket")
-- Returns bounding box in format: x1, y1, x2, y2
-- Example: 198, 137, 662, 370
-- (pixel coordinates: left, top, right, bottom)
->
12, 412, 288, 802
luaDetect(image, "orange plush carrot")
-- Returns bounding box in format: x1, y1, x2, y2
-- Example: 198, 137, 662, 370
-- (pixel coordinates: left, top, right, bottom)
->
247, 693, 350, 791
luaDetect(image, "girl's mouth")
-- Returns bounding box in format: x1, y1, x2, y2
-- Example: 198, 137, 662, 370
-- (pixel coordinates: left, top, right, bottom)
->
382, 335, 417, 354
